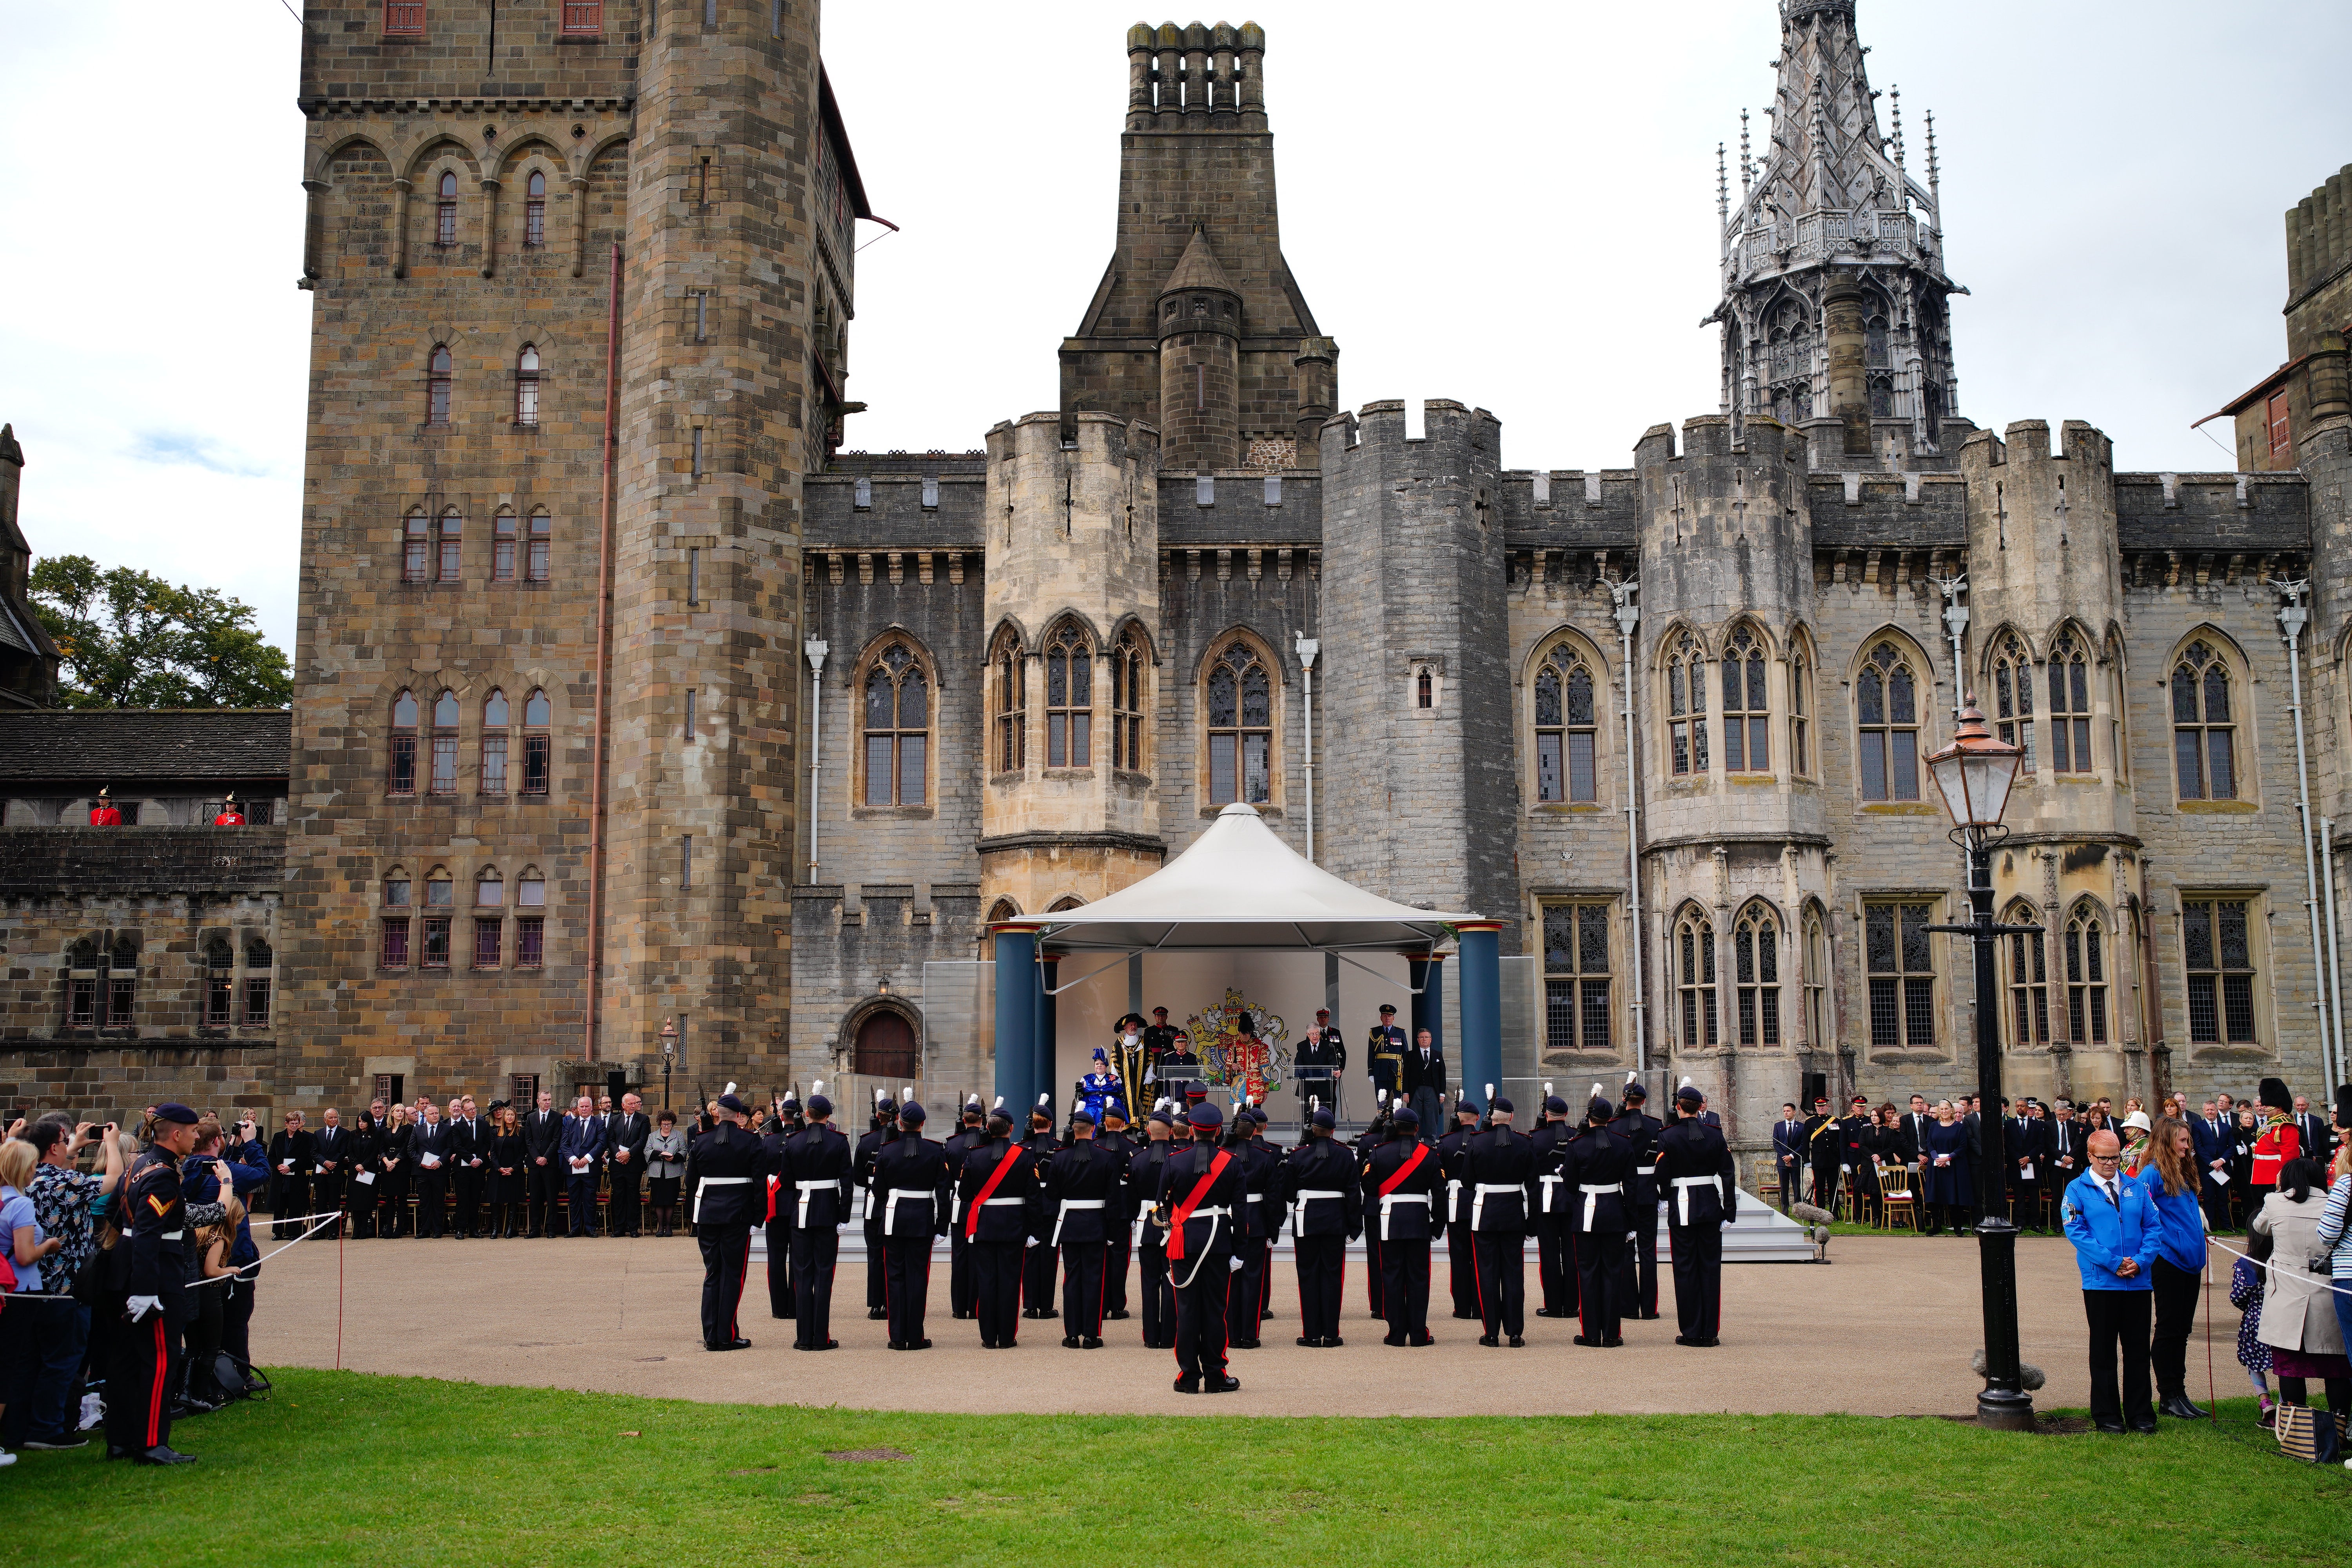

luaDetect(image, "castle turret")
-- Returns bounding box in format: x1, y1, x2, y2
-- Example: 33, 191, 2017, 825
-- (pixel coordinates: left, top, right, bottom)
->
1156, 227, 1243, 471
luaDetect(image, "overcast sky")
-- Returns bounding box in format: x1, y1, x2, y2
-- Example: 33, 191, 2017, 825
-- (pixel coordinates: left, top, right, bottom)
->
3, 1, 2346, 657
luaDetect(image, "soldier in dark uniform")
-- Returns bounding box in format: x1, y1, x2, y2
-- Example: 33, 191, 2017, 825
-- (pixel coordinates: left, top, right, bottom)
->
1553, 1091, 1636, 1347
1020, 1097, 1061, 1319
1096, 1103, 1138, 1321
853, 1092, 900, 1320
109, 1103, 203, 1462
1224, 1108, 1274, 1348
942, 1096, 986, 1319
1654, 1083, 1738, 1347
1610, 1080, 1664, 1320
1141, 1007, 1179, 1087
1296, 1007, 1347, 1116
1801, 1095, 1841, 1213
1046, 1105, 1120, 1347
686, 1093, 766, 1352
1249, 1106, 1287, 1326
1283, 1105, 1359, 1346
1158, 1031, 1203, 1103
1130, 1103, 1180, 1347
958, 1107, 1038, 1348
779, 1093, 852, 1350
1158, 1102, 1247, 1392
1436, 1098, 1481, 1319
1531, 1093, 1579, 1319
1366, 1004, 1406, 1105
1463, 1095, 1534, 1346
1363, 1104, 1441, 1345
1355, 1092, 1395, 1319
872, 1102, 950, 1350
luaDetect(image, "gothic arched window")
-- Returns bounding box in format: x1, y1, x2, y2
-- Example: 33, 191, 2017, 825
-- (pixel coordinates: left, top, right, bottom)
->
1991, 632, 2036, 773
1802, 907, 1829, 1047
528, 508, 551, 581
522, 689, 552, 795
2064, 903, 2109, 1045
1044, 624, 1093, 768
1205, 639, 1273, 805
389, 690, 419, 795
1677, 910, 1718, 1048
862, 640, 930, 806
2171, 640, 2235, 800
494, 510, 518, 581
481, 688, 509, 794
2047, 630, 2093, 773
2005, 899, 2049, 1048
1111, 634, 1147, 774
1722, 625, 1769, 772
1533, 641, 1599, 804
1734, 904, 1779, 1046
515, 345, 541, 426
403, 508, 430, 583
1856, 639, 1920, 801
436, 170, 458, 246
524, 169, 547, 246
427, 345, 453, 425
429, 690, 460, 794
205, 937, 234, 1026
1665, 633, 1706, 777
437, 506, 463, 582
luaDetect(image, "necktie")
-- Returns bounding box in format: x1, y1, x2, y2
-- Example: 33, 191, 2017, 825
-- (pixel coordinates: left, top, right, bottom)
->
2102, 1179, 2118, 1207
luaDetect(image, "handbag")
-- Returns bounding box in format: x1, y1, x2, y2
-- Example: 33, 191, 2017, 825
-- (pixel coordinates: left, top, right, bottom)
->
2275, 1402, 2348, 1465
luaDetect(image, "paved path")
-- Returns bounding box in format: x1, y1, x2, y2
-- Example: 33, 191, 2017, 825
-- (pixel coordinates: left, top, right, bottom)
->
239, 1230, 2223, 1418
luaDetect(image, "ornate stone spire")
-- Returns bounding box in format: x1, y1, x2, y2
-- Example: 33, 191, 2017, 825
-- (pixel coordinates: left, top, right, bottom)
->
1710, 0, 1965, 457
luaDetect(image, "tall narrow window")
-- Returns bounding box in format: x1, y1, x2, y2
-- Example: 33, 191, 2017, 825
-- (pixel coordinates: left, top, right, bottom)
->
687, 547, 700, 604
1734, 905, 1780, 1045
861, 642, 930, 806
691, 427, 704, 475
1802, 911, 1828, 1047
694, 292, 708, 342
684, 690, 697, 740
1790, 646, 1812, 777
1865, 901, 1936, 1047
1112, 635, 1147, 773
243, 941, 272, 1026
2172, 641, 2236, 800
429, 690, 460, 794
682, 835, 693, 888
427, 345, 452, 424
1857, 641, 1920, 801
403, 509, 430, 583
522, 689, 551, 795
1045, 625, 1093, 768
2267, 389, 2293, 468
1542, 902, 1611, 1055
2182, 896, 2259, 1044
1415, 668, 1433, 709
494, 511, 517, 580
381, 870, 411, 967
384, 0, 425, 36
1666, 634, 1706, 777
1676, 911, 1717, 1047
389, 690, 419, 795
437, 508, 463, 581
1991, 633, 2036, 773
517, 869, 546, 968
436, 171, 457, 246
1206, 640, 1272, 805
2063, 904, 2108, 1045
2006, 901, 2050, 1047
206, 939, 234, 1026
528, 509, 551, 581
106, 942, 137, 1028
1721, 626, 1769, 772
1534, 642, 1598, 804
474, 869, 504, 967
480, 689, 510, 795
2047, 631, 2093, 773
524, 170, 547, 243
993, 637, 1025, 773
515, 345, 541, 426
65, 941, 97, 1027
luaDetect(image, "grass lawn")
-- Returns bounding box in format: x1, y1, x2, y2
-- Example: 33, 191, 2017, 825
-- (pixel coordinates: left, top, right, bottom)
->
15, 1369, 2345, 1566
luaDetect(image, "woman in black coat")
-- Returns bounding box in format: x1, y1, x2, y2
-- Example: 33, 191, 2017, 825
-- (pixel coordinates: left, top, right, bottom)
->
377, 1107, 414, 1238
488, 1105, 528, 1238
347, 1113, 384, 1238
1920, 1103, 1973, 1235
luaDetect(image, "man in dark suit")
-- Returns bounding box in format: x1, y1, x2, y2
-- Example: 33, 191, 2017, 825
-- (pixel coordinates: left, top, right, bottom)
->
311, 1107, 349, 1238
523, 1091, 561, 1237
410, 1100, 453, 1238
2009, 1099, 2045, 1232
1402, 1027, 1448, 1143
448, 1096, 488, 1238
2190, 1099, 2234, 1231
2294, 1097, 2334, 1170
558, 1096, 605, 1237
1770, 1103, 1804, 1214
605, 1092, 651, 1237
266, 1111, 316, 1241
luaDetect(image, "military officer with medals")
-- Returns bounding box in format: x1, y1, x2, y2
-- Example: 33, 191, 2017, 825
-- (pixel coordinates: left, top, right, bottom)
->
1157, 1102, 1248, 1392
1610, 1078, 1664, 1320
1553, 1089, 1636, 1347
871, 1102, 951, 1350
1530, 1093, 1579, 1319
1801, 1095, 1842, 1213
1282, 1105, 1359, 1346
686, 1093, 766, 1353
1295, 1007, 1347, 1117
1130, 1103, 1180, 1347
779, 1092, 852, 1350
110, 1103, 204, 1462
1140, 1007, 1180, 1086
1363, 1104, 1442, 1345
1653, 1082, 1738, 1347
1366, 1003, 1407, 1105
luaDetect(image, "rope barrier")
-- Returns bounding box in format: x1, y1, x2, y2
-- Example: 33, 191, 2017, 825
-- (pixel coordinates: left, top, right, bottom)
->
188, 1212, 347, 1287
2210, 1237, 2352, 1299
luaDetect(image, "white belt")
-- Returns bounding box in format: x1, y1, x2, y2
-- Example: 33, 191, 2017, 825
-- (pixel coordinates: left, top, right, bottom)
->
1538, 1173, 1564, 1213
980, 1196, 1026, 1205
796, 1178, 842, 1227
1471, 1182, 1523, 1230
1579, 1182, 1622, 1230
161, 1230, 184, 1241
691, 1175, 751, 1223
862, 1187, 875, 1221
1185, 1205, 1232, 1218
1378, 1192, 1430, 1241
884, 1187, 936, 1236
1052, 1198, 1107, 1246
1446, 1177, 1463, 1224
1671, 1174, 1723, 1225
1637, 1164, 1657, 1178
1291, 1189, 1348, 1232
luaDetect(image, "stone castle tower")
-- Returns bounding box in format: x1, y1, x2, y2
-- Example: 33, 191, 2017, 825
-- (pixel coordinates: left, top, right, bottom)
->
281, 0, 870, 1105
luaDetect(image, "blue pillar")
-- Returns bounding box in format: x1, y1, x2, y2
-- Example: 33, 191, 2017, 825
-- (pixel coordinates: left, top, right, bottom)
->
1408, 953, 1445, 1085
993, 926, 1037, 1113
1458, 922, 1503, 1111
1037, 955, 1060, 1119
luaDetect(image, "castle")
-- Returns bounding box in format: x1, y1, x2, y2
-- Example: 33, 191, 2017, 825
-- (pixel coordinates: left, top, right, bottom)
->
5, 0, 2352, 1175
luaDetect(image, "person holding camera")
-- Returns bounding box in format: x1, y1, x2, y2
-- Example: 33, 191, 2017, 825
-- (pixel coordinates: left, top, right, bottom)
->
2250, 1155, 2352, 1443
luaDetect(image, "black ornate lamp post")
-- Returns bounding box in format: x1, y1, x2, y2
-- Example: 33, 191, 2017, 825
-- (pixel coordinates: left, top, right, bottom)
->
1923, 697, 2038, 1431
659, 1017, 677, 1113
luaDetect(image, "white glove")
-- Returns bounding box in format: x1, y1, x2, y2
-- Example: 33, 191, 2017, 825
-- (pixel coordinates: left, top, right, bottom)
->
127, 1295, 163, 1322
1228, 1254, 1246, 1271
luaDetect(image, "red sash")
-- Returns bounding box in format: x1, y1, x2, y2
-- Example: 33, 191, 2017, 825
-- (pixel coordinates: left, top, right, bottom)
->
1377, 1142, 1431, 1198
963, 1142, 1025, 1240
1164, 1149, 1233, 1261
763, 1174, 779, 1225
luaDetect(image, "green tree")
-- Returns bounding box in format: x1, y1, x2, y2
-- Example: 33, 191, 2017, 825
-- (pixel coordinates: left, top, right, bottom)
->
28, 554, 291, 710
